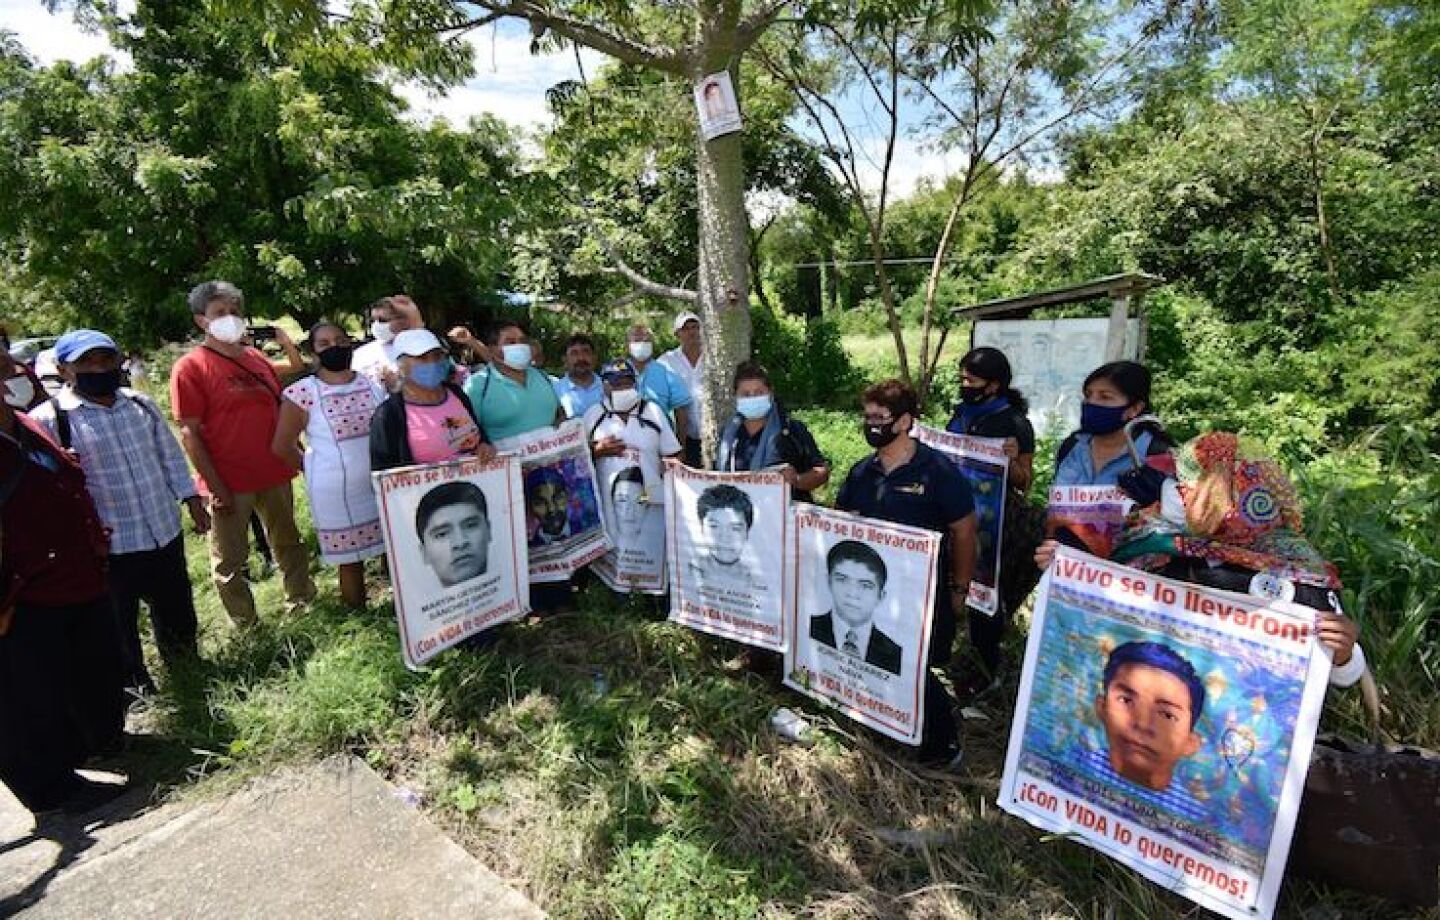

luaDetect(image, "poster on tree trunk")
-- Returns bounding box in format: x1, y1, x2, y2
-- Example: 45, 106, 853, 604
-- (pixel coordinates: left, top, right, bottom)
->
1047, 485, 1135, 559
495, 421, 609, 583
373, 457, 529, 669
694, 71, 742, 141
999, 547, 1331, 920
592, 446, 668, 595
665, 465, 790, 651
913, 424, 1008, 615
784, 506, 940, 745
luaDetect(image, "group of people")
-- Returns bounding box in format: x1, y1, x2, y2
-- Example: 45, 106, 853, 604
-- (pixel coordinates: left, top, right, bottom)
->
0, 278, 1366, 818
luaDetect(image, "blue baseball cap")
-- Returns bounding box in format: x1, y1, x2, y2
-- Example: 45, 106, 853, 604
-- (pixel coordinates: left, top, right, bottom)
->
600, 359, 637, 383
54, 329, 119, 363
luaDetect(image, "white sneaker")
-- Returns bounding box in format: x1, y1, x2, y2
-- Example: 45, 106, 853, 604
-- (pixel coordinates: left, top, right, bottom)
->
768, 707, 813, 744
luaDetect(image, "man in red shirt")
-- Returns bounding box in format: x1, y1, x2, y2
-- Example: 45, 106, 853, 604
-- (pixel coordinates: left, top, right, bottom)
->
171, 281, 316, 627
0, 349, 127, 818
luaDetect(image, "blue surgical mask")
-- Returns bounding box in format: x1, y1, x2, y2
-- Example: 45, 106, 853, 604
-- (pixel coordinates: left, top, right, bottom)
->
408, 359, 451, 389
1079, 401, 1129, 435
501, 343, 532, 370
736, 395, 772, 420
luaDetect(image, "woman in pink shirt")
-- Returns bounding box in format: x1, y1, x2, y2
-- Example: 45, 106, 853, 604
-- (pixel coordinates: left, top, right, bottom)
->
368, 329, 496, 471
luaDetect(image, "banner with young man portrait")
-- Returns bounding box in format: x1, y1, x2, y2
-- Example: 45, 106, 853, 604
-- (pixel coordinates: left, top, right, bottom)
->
373, 457, 529, 669
591, 446, 668, 595
912, 424, 1009, 615
784, 506, 941, 745
665, 466, 790, 651
495, 420, 609, 583
999, 547, 1331, 920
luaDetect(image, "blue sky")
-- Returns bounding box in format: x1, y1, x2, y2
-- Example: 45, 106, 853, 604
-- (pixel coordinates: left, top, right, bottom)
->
0, 0, 967, 197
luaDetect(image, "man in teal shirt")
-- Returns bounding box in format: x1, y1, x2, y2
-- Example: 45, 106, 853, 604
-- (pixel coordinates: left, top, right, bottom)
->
464, 320, 563, 441
626, 324, 692, 443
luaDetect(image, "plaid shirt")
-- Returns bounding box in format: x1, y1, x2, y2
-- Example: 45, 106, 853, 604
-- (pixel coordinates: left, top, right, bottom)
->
30, 386, 196, 555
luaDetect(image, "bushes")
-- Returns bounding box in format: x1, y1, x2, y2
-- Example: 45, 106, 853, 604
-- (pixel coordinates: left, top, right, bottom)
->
750, 302, 859, 408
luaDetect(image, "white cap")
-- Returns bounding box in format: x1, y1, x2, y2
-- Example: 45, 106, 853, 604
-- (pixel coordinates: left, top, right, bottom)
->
393, 328, 446, 358
672, 311, 701, 333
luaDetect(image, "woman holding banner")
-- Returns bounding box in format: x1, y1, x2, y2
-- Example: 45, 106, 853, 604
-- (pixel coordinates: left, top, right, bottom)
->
368, 328, 496, 472
945, 347, 1042, 699
272, 321, 388, 609
714, 361, 829, 502
836, 379, 977, 769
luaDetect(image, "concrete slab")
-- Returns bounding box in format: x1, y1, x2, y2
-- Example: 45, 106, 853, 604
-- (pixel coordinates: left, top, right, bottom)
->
1, 758, 543, 919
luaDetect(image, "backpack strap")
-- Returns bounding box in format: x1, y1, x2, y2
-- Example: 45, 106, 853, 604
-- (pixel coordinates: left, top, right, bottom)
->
1055, 433, 1079, 465
49, 398, 72, 451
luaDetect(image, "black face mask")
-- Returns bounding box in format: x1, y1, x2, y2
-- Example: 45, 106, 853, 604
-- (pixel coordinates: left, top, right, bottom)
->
317, 344, 354, 372
74, 369, 122, 398
863, 420, 902, 450
959, 385, 990, 405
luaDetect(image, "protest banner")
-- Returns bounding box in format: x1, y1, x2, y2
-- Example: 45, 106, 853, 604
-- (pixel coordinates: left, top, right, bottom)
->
592, 446, 668, 595
373, 457, 529, 669
999, 546, 1331, 920
495, 420, 609, 583
665, 466, 790, 650
913, 424, 1008, 615
784, 506, 940, 745
1047, 485, 1135, 558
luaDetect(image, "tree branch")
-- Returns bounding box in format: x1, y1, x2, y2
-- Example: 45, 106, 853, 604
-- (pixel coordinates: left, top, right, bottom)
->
582, 207, 699, 303
736, 0, 795, 51
471, 1, 688, 73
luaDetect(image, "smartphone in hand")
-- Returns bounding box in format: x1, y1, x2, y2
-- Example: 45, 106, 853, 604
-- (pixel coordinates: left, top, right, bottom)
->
249, 325, 278, 344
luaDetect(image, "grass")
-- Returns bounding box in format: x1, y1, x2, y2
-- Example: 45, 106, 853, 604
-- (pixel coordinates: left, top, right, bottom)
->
841, 329, 969, 383
115, 343, 1436, 919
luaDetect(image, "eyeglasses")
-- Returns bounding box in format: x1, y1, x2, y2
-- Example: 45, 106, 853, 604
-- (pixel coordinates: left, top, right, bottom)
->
863, 415, 895, 426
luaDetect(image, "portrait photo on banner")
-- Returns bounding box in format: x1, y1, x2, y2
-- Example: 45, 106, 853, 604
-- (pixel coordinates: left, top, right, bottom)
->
784, 506, 940, 745
373, 457, 529, 669
913, 424, 1009, 615
592, 447, 668, 595
666, 466, 789, 651
497, 421, 610, 582
999, 547, 1331, 920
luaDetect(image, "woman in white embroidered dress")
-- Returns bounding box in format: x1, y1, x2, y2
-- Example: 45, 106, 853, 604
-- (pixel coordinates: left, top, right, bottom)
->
272, 321, 387, 608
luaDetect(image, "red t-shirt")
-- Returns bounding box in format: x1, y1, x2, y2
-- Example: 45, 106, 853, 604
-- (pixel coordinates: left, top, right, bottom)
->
1, 413, 109, 608
170, 345, 296, 495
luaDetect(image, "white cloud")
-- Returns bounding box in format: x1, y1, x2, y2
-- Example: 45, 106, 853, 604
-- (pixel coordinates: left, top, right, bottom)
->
0, 0, 131, 67
396, 25, 607, 131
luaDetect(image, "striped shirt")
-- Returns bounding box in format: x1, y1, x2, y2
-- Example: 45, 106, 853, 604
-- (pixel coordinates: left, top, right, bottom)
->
31, 386, 196, 555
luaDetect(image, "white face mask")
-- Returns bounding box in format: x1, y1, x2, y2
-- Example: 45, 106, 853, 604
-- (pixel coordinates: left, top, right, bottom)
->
207, 314, 247, 344
627, 341, 653, 362
607, 388, 640, 413
4, 375, 34, 409
371, 320, 397, 344
500, 343, 532, 371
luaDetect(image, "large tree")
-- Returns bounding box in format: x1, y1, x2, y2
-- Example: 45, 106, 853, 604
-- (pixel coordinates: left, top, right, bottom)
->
238, 0, 976, 456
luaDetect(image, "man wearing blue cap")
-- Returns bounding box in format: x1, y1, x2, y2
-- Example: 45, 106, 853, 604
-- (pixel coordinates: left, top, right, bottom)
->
32, 330, 209, 692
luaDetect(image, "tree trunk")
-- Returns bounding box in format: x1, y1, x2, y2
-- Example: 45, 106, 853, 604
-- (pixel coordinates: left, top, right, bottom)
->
693, 67, 751, 465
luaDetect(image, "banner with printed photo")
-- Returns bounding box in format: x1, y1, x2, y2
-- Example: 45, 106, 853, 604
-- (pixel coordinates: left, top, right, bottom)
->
495, 421, 610, 583
784, 506, 941, 745
374, 458, 529, 669
913, 424, 1008, 616
665, 466, 790, 651
998, 547, 1331, 920
1047, 485, 1134, 559
592, 446, 668, 595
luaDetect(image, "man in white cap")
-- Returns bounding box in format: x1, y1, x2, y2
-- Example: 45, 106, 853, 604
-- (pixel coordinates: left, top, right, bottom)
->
32, 329, 210, 692
172, 280, 317, 628
658, 311, 704, 466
